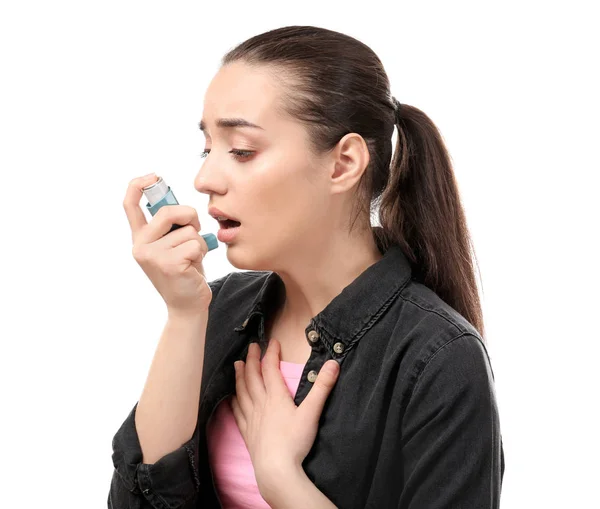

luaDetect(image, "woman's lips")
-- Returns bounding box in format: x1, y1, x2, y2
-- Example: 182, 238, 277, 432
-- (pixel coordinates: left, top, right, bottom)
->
217, 219, 241, 229
217, 223, 241, 243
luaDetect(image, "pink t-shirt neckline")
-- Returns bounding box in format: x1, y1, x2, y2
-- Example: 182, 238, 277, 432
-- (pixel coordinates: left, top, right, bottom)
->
276, 359, 305, 378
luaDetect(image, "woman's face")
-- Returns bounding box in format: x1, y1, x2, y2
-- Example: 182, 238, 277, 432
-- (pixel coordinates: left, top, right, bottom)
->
195, 61, 333, 271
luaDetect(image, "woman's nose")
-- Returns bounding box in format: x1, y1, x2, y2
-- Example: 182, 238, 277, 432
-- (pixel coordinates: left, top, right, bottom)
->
194, 163, 222, 195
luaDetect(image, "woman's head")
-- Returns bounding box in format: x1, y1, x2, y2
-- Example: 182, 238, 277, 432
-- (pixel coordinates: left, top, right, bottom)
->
195, 26, 487, 340
195, 27, 393, 273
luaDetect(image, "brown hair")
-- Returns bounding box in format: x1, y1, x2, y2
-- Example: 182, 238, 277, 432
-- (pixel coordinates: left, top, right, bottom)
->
222, 26, 486, 342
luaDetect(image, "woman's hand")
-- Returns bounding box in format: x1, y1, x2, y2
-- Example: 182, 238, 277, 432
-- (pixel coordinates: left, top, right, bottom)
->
230, 339, 340, 493
123, 173, 214, 316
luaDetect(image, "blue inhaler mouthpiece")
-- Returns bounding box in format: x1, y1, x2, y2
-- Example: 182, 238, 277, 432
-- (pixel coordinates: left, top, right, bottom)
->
142, 176, 218, 251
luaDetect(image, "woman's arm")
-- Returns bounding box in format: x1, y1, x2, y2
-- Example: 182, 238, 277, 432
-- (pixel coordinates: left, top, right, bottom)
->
109, 274, 230, 508
399, 333, 504, 508
135, 312, 209, 463
109, 313, 209, 508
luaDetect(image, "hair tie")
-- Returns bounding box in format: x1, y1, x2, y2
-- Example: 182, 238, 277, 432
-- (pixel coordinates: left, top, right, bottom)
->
392, 96, 402, 124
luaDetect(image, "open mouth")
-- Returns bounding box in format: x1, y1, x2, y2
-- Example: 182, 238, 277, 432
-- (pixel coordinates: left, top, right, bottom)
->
218, 219, 241, 229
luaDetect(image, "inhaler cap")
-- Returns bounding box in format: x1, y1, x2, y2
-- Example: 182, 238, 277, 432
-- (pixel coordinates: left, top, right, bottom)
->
142, 176, 169, 207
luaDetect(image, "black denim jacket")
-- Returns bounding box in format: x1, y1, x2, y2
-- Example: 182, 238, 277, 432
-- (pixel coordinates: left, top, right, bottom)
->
109, 242, 505, 508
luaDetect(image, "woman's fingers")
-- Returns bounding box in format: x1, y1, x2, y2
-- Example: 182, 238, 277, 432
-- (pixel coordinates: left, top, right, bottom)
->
123, 173, 158, 242
297, 360, 340, 423
229, 395, 247, 436
234, 360, 253, 418
244, 342, 266, 402
123, 173, 202, 246
261, 339, 289, 398
154, 223, 202, 249
142, 205, 201, 244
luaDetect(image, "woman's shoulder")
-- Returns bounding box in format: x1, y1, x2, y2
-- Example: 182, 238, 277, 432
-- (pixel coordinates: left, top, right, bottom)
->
205, 270, 276, 338
201, 271, 273, 386
390, 278, 496, 397
399, 278, 481, 340
207, 270, 272, 305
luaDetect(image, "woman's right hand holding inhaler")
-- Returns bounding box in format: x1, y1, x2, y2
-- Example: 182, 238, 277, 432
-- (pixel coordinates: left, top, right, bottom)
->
123, 173, 213, 317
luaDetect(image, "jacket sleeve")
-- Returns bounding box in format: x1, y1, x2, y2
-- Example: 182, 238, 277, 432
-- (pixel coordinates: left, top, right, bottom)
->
399, 333, 505, 509
108, 274, 230, 509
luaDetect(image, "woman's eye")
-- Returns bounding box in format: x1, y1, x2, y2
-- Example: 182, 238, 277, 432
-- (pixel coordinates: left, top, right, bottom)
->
199, 149, 255, 162
229, 149, 254, 161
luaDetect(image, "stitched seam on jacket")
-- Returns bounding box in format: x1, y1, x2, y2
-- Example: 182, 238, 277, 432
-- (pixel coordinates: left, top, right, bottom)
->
185, 443, 201, 491
404, 331, 474, 408
398, 293, 466, 336
317, 274, 411, 348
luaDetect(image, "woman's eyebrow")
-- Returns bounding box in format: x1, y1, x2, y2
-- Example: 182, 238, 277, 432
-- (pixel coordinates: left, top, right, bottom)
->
198, 118, 265, 133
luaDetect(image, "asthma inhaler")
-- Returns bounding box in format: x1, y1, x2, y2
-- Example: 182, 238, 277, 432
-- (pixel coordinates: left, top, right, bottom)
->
142, 176, 218, 252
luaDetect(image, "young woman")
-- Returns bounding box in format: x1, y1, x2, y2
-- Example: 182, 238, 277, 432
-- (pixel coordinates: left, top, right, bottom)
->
109, 25, 504, 508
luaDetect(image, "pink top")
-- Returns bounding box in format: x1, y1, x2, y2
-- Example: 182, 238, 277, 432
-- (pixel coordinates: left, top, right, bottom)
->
207, 358, 305, 508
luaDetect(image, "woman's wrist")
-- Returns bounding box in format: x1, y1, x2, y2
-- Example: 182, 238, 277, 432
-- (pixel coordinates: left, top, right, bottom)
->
258, 463, 305, 505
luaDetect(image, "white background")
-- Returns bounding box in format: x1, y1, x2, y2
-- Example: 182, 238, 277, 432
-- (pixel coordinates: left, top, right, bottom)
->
1, 1, 598, 507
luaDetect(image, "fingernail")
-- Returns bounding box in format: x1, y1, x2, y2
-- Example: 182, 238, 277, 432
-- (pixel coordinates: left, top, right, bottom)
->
143, 172, 157, 178
325, 360, 339, 375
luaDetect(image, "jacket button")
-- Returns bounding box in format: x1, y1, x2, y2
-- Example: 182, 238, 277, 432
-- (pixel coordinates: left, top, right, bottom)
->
333, 342, 345, 354
307, 330, 320, 343
307, 370, 318, 382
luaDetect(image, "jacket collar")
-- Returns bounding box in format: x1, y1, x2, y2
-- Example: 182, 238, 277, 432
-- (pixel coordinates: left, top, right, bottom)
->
233, 240, 413, 358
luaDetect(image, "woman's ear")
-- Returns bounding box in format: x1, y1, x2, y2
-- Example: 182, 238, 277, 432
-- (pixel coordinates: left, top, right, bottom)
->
330, 133, 370, 194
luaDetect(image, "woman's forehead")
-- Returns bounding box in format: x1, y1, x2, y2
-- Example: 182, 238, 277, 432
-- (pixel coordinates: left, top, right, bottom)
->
203, 63, 282, 126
